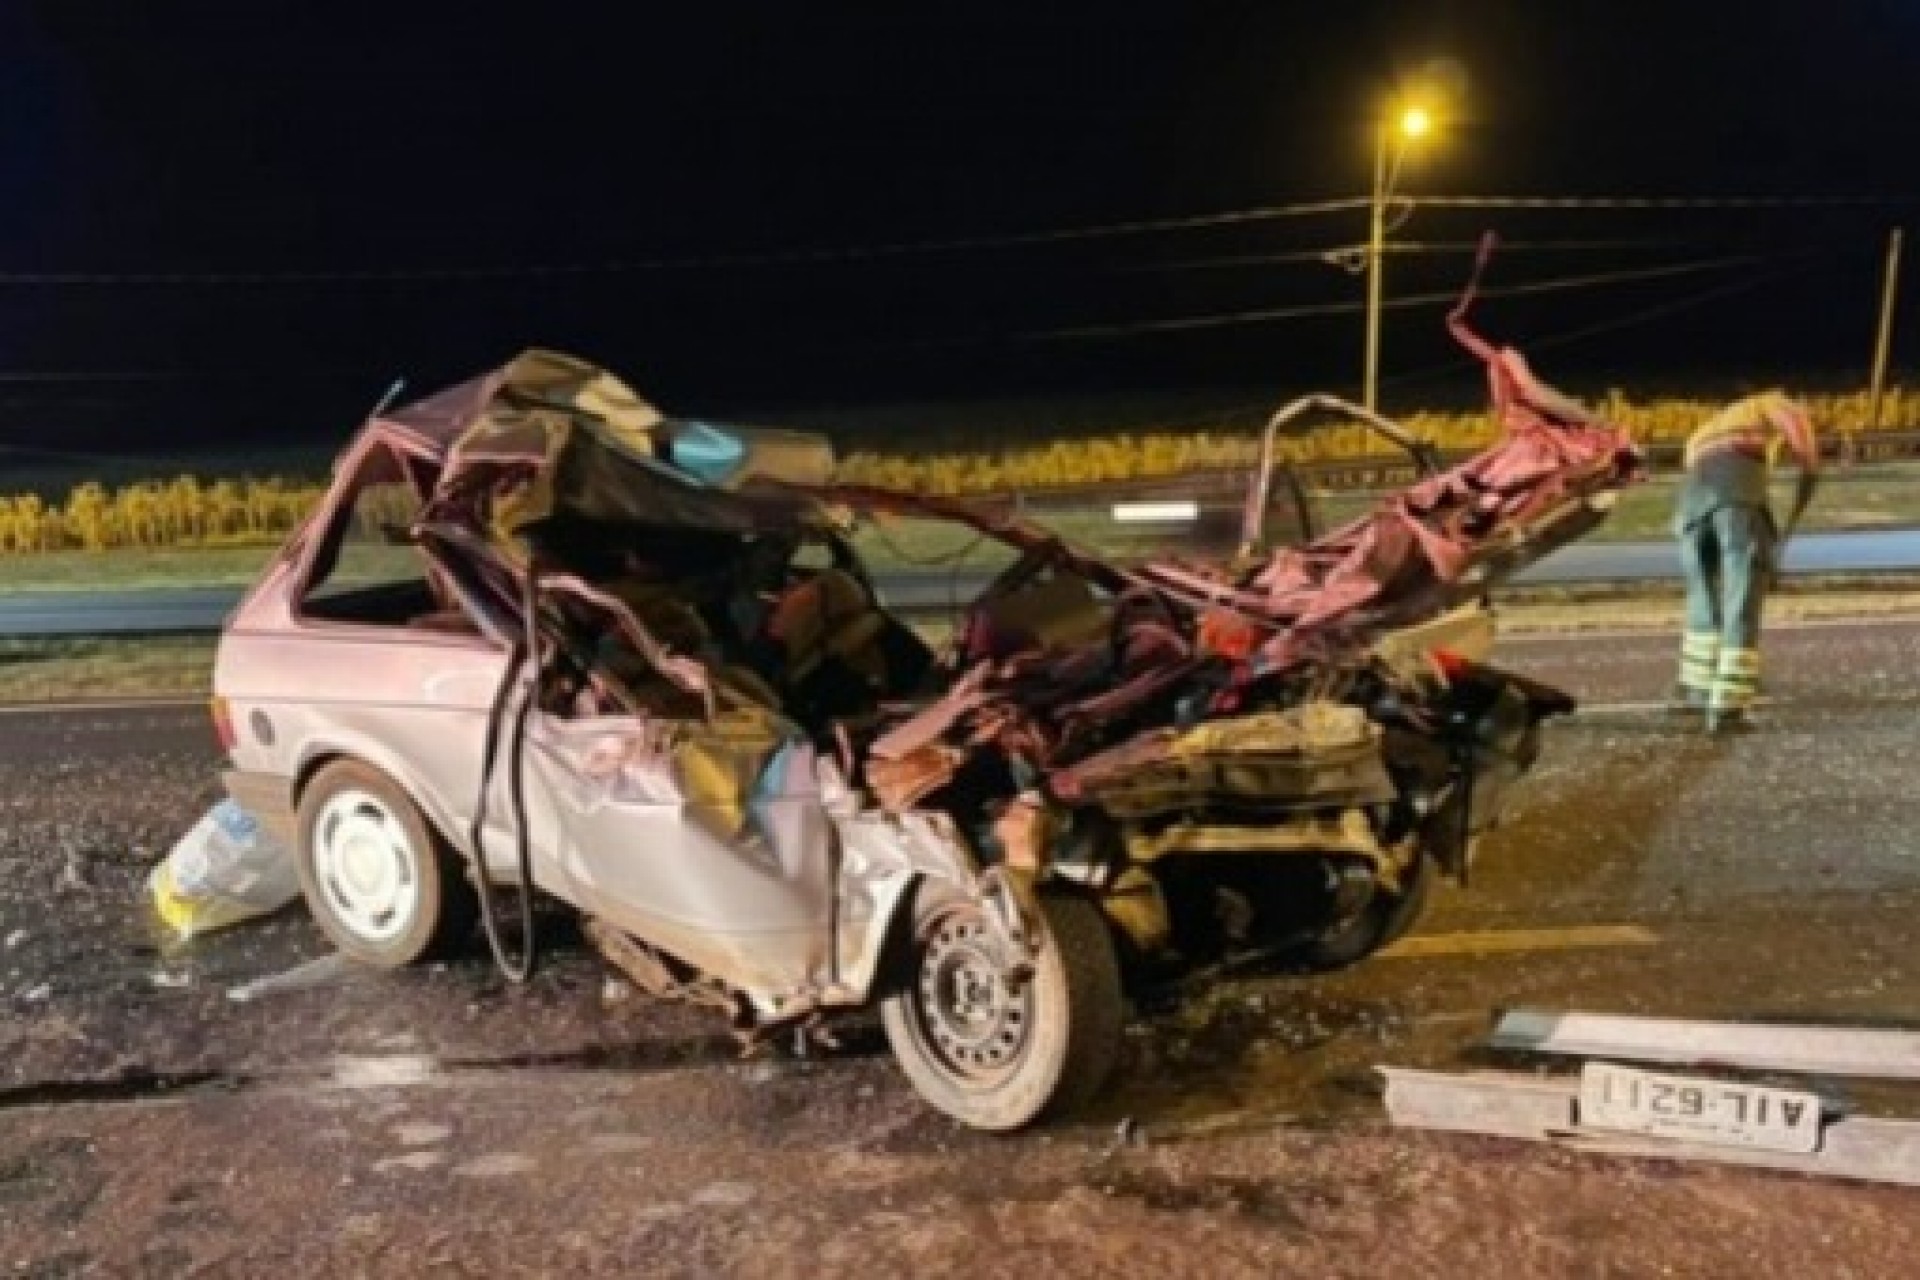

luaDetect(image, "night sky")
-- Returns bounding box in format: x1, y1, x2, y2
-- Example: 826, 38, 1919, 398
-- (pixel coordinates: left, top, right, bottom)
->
6, 1, 1920, 460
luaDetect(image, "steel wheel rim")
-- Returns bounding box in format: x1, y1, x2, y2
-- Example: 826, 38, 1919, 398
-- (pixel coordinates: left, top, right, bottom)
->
911, 911, 1032, 1083
311, 789, 421, 945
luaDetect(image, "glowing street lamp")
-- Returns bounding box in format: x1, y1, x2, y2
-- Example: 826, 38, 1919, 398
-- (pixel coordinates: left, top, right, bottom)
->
1363, 98, 1439, 411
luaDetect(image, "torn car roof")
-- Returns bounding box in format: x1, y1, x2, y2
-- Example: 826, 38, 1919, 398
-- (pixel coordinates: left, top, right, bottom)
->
383, 348, 836, 538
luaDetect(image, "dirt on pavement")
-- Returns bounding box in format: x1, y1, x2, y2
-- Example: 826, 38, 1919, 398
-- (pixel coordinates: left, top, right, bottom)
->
7, 621, 1920, 1276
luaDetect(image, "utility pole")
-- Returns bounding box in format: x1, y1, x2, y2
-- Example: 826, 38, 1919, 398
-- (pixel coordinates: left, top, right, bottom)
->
1363, 124, 1389, 414
1864, 227, 1905, 462
1361, 101, 1436, 412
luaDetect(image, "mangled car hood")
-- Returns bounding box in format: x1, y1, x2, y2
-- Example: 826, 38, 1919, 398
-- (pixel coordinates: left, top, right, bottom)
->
1144, 337, 1642, 672
849, 257, 1644, 815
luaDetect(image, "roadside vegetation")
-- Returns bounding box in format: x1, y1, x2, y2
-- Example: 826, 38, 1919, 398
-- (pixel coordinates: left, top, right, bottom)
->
833, 387, 1920, 493
1, 388, 1914, 563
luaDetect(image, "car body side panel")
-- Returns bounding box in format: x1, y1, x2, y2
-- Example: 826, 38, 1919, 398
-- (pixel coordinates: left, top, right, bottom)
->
216, 625, 572, 892
528, 716, 987, 1010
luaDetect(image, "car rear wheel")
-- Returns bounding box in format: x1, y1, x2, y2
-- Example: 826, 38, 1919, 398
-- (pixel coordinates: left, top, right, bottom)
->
882, 889, 1123, 1132
296, 760, 477, 967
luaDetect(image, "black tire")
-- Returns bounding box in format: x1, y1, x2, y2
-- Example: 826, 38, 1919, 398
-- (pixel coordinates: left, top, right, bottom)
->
882, 890, 1124, 1132
295, 759, 478, 968
1296, 851, 1436, 972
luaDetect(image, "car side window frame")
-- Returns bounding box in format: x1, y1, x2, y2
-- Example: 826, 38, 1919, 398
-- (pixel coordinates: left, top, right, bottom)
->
285, 435, 491, 645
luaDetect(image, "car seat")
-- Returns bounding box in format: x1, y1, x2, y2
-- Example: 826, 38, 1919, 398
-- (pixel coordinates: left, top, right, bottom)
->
765, 568, 890, 685
600, 577, 782, 712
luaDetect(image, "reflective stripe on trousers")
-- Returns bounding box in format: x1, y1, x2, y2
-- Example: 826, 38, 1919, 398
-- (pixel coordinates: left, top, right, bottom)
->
1678, 630, 1719, 696
1713, 645, 1762, 712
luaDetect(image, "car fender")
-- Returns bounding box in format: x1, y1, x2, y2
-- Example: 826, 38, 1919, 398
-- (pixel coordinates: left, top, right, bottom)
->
290, 727, 475, 866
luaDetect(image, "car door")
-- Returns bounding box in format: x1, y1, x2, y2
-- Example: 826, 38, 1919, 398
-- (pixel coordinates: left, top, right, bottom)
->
527, 702, 839, 1005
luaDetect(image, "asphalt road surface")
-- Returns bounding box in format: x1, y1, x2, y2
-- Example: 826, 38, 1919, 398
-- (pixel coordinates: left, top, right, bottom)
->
4, 529, 1920, 636
5, 618, 1920, 1274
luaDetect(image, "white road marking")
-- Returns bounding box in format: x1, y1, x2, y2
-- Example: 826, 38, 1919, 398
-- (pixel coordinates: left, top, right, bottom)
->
1380, 923, 1659, 959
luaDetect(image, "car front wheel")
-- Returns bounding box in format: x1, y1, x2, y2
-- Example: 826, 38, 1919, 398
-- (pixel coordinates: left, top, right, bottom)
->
882, 889, 1123, 1131
295, 760, 477, 967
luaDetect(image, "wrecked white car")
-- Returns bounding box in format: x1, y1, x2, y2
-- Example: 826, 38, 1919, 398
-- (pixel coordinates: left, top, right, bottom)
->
213, 330, 1639, 1129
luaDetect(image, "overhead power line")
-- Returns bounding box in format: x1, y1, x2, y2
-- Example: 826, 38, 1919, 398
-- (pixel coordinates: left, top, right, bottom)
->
1525, 263, 1829, 357
17, 191, 1908, 291
1380, 261, 1827, 391
0, 198, 1371, 288
0, 248, 1843, 384
1415, 194, 1920, 211
0, 193, 1906, 288
998, 248, 1834, 345
0, 368, 373, 385
1118, 236, 1701, 273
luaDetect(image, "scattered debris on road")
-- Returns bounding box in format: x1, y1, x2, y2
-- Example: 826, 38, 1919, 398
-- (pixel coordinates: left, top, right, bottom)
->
1491, 1007, 1920, 1079
1382, 1067, 1920, 1186
226, 952, 360, 1003
1383, 1009, 1920, 1186
148, 799, 299, 940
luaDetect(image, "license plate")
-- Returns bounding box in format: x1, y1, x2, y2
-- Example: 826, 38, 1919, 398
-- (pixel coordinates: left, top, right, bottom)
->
1578, 1061, 1823, 1154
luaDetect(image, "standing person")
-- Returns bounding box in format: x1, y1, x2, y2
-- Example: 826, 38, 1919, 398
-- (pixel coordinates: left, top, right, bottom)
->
1671, 389, 1820, 734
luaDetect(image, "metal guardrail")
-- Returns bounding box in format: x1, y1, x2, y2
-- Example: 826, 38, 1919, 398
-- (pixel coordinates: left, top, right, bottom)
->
8, 531, 1920, 638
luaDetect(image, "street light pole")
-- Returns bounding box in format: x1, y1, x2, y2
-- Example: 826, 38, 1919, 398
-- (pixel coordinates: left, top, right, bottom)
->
1363, 121, 1390, 413
1362, 103, 1430, 413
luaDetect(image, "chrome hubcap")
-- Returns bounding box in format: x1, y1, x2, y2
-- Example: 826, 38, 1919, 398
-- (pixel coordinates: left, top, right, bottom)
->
311, 789, 420, 944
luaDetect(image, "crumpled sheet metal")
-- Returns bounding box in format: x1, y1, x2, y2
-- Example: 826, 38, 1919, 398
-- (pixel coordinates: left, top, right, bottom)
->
561, 707, 791, 838
828, 808, 984, 1003
866, 642, 1198, 794
539, 713, 984, 1014
537, 702, 798, 859
419, 347, 828, 548
1124, 808, 1388, 864
541, 572, 720, 712
991, 794, 1056, 872
858, 319, 1635, 815
869, 662, 993, 762
866, 743, 967, 812
1148, 328, 1643, 672
1048, 703, 1393, 819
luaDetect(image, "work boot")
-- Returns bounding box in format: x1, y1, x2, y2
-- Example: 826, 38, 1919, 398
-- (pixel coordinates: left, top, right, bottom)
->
1705, 707, 1754, 737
